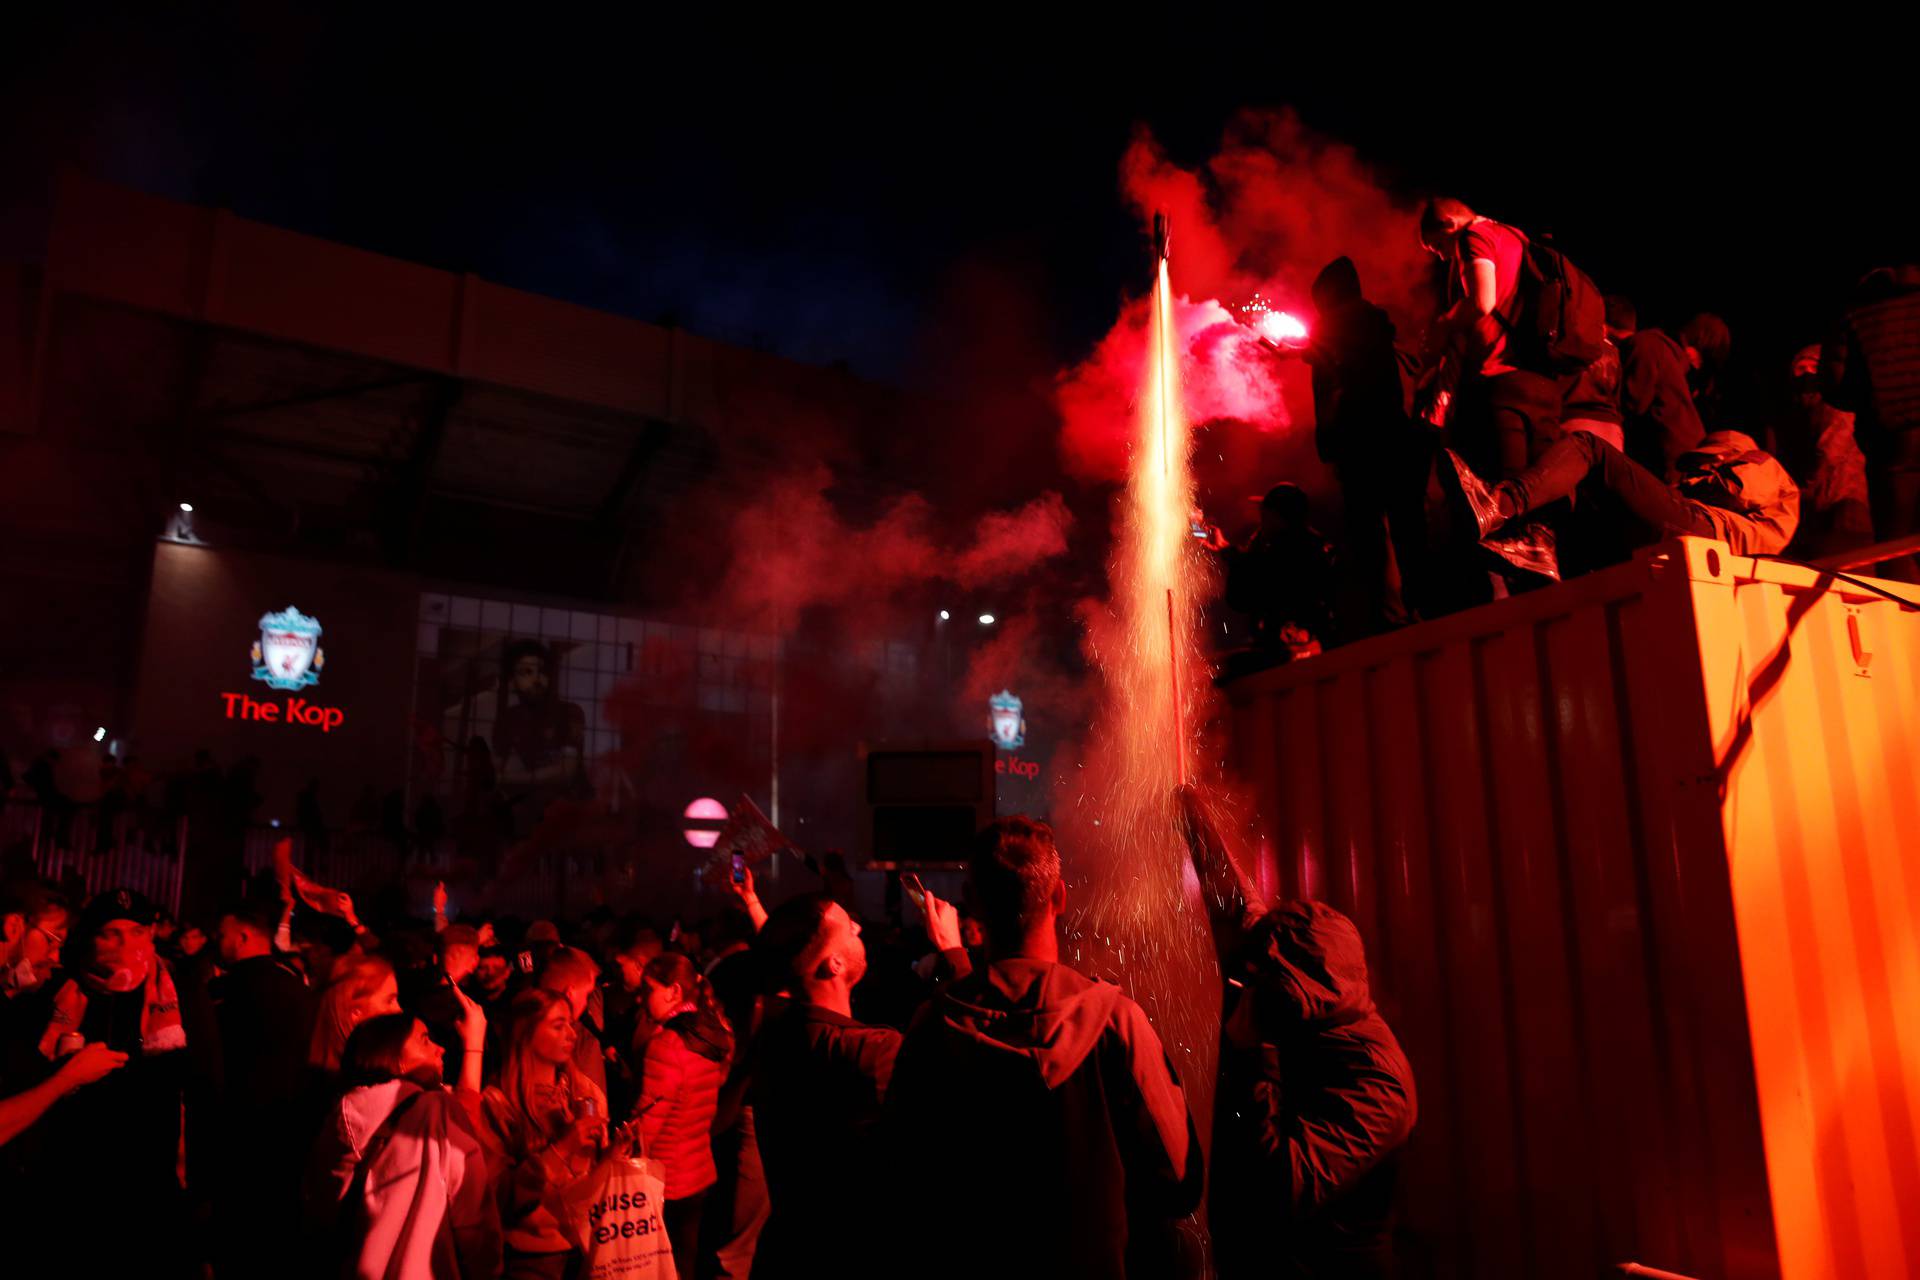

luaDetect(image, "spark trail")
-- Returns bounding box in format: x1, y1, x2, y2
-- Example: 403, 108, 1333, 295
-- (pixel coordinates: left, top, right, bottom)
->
1057, 213, 1225, 1273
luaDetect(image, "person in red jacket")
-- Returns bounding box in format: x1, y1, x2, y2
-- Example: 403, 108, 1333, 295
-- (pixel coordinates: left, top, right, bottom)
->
634, 950, 733, 1278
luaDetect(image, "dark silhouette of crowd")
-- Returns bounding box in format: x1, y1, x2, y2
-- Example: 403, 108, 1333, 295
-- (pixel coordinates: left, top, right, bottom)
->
1204, 200, 1917, 668
0, 802, 1416, 1280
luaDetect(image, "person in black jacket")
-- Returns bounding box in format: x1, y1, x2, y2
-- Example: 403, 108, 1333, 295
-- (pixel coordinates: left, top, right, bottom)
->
1203, 483, 1337, 670
748, 889, 965, 1280
886, 817, 1203, 1280
1608, 295, 1705, 479
203, 898, 315, 1278
1297, 256, 1428, 633
1176, 788, 1417, 1280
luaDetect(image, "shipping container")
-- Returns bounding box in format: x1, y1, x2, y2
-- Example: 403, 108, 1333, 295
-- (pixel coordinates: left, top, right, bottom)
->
1222, 536, 1920, 1280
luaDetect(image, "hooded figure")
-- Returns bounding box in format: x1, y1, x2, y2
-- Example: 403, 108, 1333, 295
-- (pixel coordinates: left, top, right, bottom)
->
885, 818, 1202, 1280
887, 962, 1202, 1280
1300, 255, 1429, 633
1210, 904, 1416, 1279
1178, 791, 1416, 1280
308, 1076, 503, 1280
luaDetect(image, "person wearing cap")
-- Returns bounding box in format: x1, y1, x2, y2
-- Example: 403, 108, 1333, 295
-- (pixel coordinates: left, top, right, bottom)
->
27, 887, 194, 1273
1201, 483, 1337, 672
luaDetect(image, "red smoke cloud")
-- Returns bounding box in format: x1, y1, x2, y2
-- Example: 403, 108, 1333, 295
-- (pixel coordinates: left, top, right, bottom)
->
714, 464, 1072, 624
1056, 109, 1431, 484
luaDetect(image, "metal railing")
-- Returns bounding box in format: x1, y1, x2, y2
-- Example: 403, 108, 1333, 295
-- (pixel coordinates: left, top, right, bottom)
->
6, 802, 189, 915
9, 800, 607, 923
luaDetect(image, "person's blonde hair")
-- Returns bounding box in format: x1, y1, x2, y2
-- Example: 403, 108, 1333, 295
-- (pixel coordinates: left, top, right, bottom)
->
496, 988, 580, 1154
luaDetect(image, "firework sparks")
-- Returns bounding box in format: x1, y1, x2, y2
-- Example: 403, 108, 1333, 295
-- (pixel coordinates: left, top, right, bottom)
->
1237, 290, 1310, 347
1056, 213, 1229, 1270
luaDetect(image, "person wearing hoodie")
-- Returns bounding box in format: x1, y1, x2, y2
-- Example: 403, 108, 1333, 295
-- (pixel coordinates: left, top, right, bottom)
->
886, 817, 1203, 1280
306, 1002, 500, 1280
1176, 788, 1416, 1280
632, 950, 733, 1277
748, 888, 966, 1280
1297, 255, 1427, 633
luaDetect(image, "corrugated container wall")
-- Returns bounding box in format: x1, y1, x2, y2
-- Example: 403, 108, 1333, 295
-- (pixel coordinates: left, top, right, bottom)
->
1222, 537, 1920, 1280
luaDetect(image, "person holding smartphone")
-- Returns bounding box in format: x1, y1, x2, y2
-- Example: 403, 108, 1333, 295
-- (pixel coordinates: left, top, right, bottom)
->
749, 881, 966, 1280
480, 989, 611, 1279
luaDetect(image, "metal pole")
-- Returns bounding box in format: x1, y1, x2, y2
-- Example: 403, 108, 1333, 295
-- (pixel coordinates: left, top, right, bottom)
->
1808, 530, 1920, 575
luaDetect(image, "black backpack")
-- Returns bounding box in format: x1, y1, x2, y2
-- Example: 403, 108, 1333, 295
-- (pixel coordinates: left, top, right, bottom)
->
1508, 232, 1608, 374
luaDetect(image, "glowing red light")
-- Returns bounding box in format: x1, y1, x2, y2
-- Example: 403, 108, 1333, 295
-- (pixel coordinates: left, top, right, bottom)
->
683, 797, 729, 848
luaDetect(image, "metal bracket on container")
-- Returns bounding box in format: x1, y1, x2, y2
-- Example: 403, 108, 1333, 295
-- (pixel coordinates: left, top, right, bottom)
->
1846, 606, 1873, 678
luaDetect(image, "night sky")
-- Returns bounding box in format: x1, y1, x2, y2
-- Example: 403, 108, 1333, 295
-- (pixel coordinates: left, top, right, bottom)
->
6, 15, 1913, 385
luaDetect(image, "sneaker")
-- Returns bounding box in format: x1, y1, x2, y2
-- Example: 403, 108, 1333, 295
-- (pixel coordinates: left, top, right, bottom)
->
1440, 449, 1510, 540
1484, 520, 1561, 582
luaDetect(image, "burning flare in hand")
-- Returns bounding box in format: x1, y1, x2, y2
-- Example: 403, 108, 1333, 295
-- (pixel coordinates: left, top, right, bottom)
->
1237, 292, 1310, 347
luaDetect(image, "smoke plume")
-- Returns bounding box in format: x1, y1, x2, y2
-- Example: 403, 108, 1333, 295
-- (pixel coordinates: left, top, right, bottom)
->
1056, 109, 1431, 486
712, 464, 1072, 625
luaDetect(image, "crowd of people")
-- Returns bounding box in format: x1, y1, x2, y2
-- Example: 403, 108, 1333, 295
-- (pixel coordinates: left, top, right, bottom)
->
1, 798, 1417, 1279
1206, 199, 1920, 664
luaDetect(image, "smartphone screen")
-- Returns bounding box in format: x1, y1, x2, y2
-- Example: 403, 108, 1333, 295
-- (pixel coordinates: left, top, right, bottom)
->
901, 872, 928, 911
731, 851, 747, 885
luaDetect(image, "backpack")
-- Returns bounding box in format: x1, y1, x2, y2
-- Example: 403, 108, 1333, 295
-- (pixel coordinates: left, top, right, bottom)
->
1674, 432, 1800, 516
1509, 233, 1608, 374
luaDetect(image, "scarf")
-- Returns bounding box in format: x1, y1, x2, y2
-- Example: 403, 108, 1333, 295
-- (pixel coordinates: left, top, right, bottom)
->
38, 956, 185, 1059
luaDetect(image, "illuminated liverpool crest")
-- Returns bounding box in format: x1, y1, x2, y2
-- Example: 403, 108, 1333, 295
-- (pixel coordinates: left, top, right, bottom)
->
988, 689, 1026, 751
250, 607, 325, 691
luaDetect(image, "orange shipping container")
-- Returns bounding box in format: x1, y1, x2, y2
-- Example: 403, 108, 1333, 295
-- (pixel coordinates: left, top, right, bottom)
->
1222, 537, 1920, 1280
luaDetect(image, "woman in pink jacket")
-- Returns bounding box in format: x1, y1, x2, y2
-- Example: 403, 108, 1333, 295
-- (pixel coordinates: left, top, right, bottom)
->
634, 951, 734, 1278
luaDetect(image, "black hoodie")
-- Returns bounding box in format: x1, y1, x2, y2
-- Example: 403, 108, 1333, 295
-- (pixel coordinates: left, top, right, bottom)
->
1211, 902, 1416, 1280
886, 958, 1202, 1280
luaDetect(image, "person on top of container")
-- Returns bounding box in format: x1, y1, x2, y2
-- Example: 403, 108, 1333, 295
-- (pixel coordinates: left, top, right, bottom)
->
1281, 254, 1428, 633
1174, 788, 1417, 1280
1416, 196, 1565, 480
1609, 295, 1706, 479
1821, 262, 1920, 580
1201, 482, 1337, 665
1444, 427, 1801, 571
